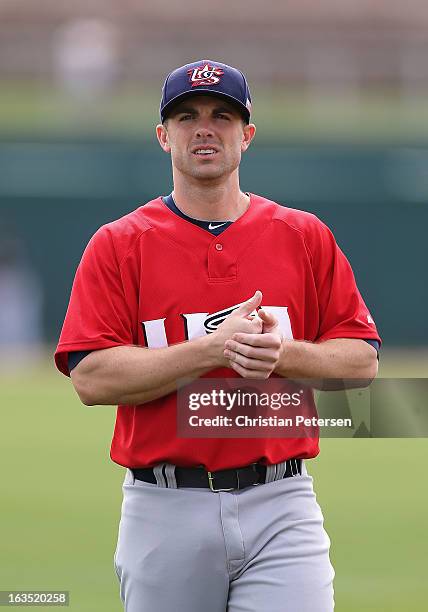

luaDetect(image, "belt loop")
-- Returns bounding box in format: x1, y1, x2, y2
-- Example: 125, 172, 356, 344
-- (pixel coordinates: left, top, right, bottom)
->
164, 464, 178, 489
265, 464, 277, 483
274, 461, 286, 480
153, 464, 167, 487
289, 459, 300, 476
125, 468, 135, 485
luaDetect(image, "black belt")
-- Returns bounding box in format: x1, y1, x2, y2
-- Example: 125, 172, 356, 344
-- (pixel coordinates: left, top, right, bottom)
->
131, 459, 302, 492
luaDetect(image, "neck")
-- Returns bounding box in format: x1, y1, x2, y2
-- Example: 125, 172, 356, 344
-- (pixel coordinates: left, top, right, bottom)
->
171, 171, 249, 221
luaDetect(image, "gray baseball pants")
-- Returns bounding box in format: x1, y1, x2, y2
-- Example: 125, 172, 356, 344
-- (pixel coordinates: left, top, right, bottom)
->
114, 463, 335, 611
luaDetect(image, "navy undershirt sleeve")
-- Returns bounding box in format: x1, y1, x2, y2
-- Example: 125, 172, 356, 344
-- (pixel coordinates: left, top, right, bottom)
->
365, 340, 380, 351
68, 350, 92, 372
364, 339, 380, 359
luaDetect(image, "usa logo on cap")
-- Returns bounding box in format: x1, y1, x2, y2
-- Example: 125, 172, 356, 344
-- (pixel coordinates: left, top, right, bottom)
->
188, 63, 224, 87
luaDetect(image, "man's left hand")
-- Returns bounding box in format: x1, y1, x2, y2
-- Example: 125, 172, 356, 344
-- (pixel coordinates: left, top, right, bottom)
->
223, 309, 283, 379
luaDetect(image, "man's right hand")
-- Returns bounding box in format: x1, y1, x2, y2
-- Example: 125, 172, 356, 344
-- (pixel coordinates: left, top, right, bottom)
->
209, 291, 263, 367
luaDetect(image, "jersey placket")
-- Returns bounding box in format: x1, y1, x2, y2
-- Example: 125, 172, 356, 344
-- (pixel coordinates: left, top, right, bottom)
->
207, 237, 237, 281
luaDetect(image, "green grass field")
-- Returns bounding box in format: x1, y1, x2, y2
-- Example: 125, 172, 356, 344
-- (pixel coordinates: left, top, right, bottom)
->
1, 81, 428, 143
1, 352, 427, 611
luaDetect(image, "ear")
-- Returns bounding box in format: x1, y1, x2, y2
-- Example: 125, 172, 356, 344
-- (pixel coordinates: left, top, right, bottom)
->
156, 123, 171, 153
241, 123, 256, 153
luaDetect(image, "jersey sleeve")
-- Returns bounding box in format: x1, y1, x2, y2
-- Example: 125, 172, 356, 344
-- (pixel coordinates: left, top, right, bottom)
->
55, 226, 134, 376
307, 219, 381, 345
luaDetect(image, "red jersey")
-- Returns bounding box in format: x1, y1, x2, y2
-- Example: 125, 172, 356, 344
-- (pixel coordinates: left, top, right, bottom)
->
55, 194, 381, 470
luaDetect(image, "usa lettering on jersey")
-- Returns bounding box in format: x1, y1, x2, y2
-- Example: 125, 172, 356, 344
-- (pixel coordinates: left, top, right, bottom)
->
141, 303, 294, 349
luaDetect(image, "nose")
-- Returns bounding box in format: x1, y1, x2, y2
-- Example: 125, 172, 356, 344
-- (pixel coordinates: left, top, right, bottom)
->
195, 122, 214, 139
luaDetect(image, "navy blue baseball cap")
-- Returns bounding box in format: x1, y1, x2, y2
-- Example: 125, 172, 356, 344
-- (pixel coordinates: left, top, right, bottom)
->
160, 60, 252, 123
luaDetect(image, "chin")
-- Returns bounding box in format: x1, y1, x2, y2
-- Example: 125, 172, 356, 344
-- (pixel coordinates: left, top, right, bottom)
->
190, 166, 228, 181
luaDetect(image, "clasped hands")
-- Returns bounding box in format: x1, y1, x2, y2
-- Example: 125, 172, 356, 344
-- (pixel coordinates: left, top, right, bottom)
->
216, 290, 283, 379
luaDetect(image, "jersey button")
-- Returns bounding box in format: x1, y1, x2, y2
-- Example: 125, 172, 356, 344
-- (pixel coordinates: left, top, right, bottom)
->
215, 243, 223, 251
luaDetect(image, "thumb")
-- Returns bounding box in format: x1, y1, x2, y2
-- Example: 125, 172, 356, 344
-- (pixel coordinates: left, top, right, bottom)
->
258, 308, 279, 333
234, 290, 263, 317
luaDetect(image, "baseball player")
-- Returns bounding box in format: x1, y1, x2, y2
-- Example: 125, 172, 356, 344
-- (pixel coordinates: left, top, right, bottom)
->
55, 60, 381, 612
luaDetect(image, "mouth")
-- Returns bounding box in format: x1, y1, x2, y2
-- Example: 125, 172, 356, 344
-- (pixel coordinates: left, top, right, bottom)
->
191, 146, 219, 158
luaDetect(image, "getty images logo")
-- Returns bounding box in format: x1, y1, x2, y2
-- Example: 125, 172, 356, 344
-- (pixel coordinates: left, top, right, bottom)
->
141, 302, 294, 349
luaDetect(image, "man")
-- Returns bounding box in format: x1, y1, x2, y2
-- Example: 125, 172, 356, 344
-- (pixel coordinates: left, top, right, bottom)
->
55, 60, 381, 611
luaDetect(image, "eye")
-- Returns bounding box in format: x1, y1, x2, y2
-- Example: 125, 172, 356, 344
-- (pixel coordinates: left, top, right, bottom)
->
179, 114, 193, 121
216, 113, 230, 120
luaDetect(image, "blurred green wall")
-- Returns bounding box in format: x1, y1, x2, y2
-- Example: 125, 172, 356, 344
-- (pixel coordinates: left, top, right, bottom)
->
1, 139, 426, 346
